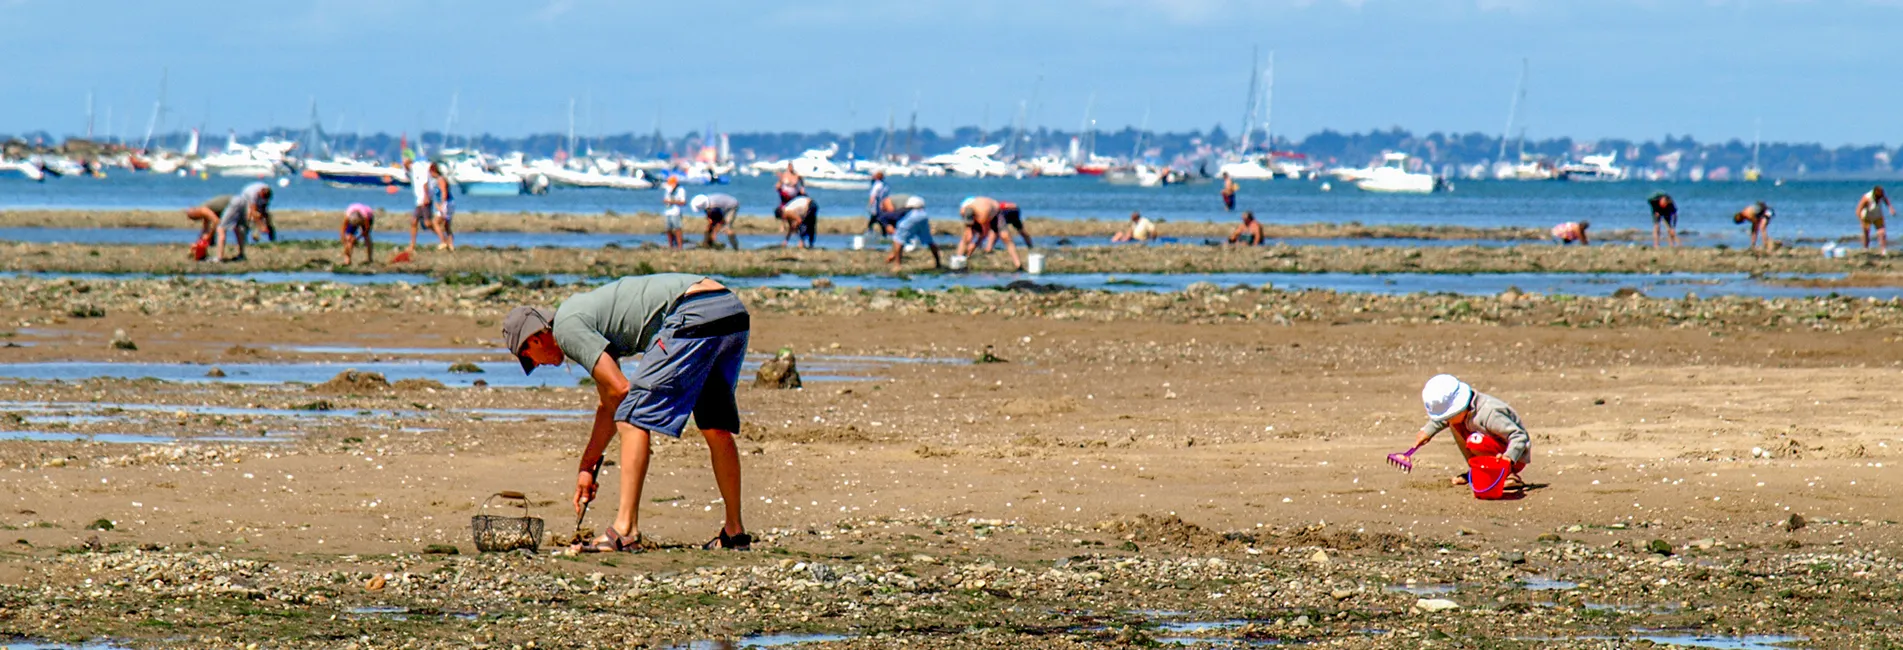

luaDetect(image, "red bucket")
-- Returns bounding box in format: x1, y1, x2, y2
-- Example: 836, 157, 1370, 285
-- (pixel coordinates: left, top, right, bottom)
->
1468, 456, 1511, 500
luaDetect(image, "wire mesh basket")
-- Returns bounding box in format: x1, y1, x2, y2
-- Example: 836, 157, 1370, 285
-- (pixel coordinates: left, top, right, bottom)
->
470, 491, 543, 553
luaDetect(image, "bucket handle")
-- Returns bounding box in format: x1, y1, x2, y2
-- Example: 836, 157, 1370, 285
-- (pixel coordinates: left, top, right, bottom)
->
480, 491, 531, 516
1471, 464, 1508, 495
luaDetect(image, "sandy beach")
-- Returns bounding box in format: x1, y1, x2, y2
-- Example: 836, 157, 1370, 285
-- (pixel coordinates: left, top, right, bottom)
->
0, 278, 1899, 647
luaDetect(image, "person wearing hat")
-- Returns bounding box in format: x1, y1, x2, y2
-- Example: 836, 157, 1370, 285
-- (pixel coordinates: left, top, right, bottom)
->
661, 176, 687, 250
884, 195, 941, 272
1733, 201, 1775, 252
690, 193, 741, 250
1413, 374, 1532, 490
1647, 192, 1679, 249
502, 273, 753, 552
339, 203, 377, 266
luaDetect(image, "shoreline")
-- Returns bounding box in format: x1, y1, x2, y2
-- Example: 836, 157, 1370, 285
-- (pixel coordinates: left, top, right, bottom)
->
0, 208, 1631, 241
0, 238, 1898, 277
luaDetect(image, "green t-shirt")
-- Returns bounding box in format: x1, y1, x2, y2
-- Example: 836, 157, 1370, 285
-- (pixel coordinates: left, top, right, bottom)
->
552, 274, 705, 367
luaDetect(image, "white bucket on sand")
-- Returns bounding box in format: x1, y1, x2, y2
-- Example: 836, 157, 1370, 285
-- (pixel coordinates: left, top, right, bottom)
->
1026, 253, 1045, 275
949, 255, 968, 270
851, 235, 865, 250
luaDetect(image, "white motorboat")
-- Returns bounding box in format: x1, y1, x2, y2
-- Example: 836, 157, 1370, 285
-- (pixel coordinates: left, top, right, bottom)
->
201, 134, 294, 178
534, 160, 653, 190
1354, 153, 1444, 194
1557, 152, 1626, 182
442, 155, 525, 196
920, 144, 1013, 178
1020, 155, 1077, 177
1218, 157, 1276, 181
1103, 164, 1189, 187
1493, 155, 1559, 181
787, 145, 871, 181
305, 157, 409, 188
0, 160, 46, 182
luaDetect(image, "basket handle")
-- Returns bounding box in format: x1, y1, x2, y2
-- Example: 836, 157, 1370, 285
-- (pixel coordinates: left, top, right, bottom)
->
1472, 465, 1508, 494
481, 491, 531, 516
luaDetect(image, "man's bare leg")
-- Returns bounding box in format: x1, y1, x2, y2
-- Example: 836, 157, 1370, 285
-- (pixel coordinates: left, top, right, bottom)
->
702, 428, 745, 536
611, 423, 653, 538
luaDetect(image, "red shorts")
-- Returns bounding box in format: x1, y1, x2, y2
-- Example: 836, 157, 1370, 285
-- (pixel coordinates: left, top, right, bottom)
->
1458, 431, 1527, 473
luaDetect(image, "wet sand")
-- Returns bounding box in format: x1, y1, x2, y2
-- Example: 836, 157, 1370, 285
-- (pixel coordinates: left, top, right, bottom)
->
2, 237, 1898, 278
1, 279, 1901, 647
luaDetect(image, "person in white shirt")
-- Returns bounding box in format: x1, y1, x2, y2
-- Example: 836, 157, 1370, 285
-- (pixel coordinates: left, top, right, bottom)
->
1112, 211, 1157, 243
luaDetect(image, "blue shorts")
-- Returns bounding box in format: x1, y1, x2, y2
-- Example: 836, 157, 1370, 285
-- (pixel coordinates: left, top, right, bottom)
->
614, 291, 750, 437
894, 211, 933, 248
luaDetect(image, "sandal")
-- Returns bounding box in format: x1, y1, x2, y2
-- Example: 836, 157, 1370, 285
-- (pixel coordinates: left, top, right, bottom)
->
1503, 475, 1526, 491
703, 529, 752, 551
1450, 472, 1470, 486
586, 525, 644, 553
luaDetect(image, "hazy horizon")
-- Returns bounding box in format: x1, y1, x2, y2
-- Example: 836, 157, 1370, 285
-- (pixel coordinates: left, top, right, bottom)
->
4, 0, 1899, 146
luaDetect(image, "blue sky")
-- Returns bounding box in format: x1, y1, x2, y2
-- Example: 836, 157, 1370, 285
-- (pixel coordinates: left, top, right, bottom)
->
3, 0, 1897, 144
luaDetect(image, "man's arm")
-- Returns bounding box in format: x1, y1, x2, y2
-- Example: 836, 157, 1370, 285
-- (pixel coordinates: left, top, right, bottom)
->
580, 352, 631, 471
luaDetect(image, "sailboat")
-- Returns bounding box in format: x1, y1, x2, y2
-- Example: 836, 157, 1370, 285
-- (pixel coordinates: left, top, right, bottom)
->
1742, 119, 1763, 182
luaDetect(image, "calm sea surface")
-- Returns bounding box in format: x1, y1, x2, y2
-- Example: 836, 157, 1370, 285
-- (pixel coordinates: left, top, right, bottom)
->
0, 174, 1886, 246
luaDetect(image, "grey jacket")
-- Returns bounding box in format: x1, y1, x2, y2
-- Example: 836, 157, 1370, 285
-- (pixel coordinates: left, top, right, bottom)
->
1419, 391, 1532, 464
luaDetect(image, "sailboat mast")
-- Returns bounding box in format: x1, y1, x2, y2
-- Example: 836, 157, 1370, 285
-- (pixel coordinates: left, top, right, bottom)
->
1500, 58, 1527, 162
1261, 50, 1275, 151
1133, 100, 1151, 160
565, 97, 576, 157
1752, 118, 1762, 170
1240, 46, 1259, 154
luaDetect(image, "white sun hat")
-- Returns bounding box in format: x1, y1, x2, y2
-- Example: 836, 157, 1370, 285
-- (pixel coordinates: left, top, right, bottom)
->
690, 195, 709, 212
905, 196, 926, 209
1422, 374, 1474, 420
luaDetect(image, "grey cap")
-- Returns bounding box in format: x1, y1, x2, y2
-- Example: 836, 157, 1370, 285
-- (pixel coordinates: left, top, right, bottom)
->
500, 306, 556, 374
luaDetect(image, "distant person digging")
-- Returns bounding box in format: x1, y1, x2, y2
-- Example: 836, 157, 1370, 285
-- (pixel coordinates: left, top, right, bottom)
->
1111, 211, 1158, 243
183, 193, 231, 260
958, 196, 1022, 270
215, 182, 272, 263
885, 196, 941, 272
502, 274, 754, 553
1734, 201, 1775, 252
690, 193, 742, 250
1856, 186, 1892, 255
340, 203, 377, 266
1551, 221, 1589, 246
1228, 211, 1264, 246
779, 195, 817, 249
1647, 192, 1679, 248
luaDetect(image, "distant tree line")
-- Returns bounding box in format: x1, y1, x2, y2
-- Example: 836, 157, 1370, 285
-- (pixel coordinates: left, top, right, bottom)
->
6, 125, 1898, 178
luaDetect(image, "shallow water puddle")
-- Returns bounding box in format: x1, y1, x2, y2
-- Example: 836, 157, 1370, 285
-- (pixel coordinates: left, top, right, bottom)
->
0, 430, 297, 445
0, 356, 894, 387
1385, 583, 1457, 595
343, 606, 479, 622
1519, 576, 1578, 590
670, 633, 853, 648
0, 643, 132, 650
1635, 633, 1806, 649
